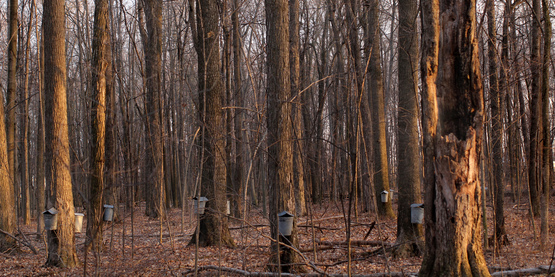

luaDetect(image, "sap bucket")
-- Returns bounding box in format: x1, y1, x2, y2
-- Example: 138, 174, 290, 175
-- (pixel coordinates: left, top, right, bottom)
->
43, 208, 58, 230
381, 190, 389, 203
410, 204, 424, 224
226, 200, 231, 215
278, 211, 294, 236
74, 213, 84, 233
103, 205, 114, 221
193, 197, 208, 214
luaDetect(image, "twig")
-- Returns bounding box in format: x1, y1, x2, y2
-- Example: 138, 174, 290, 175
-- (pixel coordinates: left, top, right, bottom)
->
0, 228, 38, 254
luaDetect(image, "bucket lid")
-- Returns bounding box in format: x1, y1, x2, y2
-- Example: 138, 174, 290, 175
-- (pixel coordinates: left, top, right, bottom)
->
43, 208, 58, 215
381, 190, 388, 194
103, 204, 114, 209
75, 213, 84, 216
410, 203, 424, 208
278, 211, 294, 218
193, 197, 209, 202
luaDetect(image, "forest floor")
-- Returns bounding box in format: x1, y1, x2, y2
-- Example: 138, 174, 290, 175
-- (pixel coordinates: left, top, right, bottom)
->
1, 194, 554, 276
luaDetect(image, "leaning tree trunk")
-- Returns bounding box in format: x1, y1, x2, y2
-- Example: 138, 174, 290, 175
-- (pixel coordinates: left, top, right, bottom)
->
419, 0, 491, 275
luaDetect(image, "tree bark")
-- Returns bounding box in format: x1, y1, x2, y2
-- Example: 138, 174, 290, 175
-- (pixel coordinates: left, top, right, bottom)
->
189, 0, 235, 247
7, 0, 18, 218
266, 0, 300, 272
43, 0, 79, 267
86, 0, 110, 251
419, 0, 490, 275
539, 0, 551, 248
486, 0, 508, 246
395, 0, 423, 256
528, 0, 542, 217
367, 0, 394, 218
142, 0, 165, 219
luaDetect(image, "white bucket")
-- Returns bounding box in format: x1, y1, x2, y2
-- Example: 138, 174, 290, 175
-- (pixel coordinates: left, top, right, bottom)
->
381, 190, 389, 203
410, 204, 424, 224
278, 211, 294, 236
103, 205, 114, 221
193, 197, 208, 214
43, 208, 58, 231
74, 213, 84, 232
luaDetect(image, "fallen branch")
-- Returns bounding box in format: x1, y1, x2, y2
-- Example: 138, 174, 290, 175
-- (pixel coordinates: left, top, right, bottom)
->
490, 265, 555, 277
183, 265, 416, 276
0, 228, 38, 254
318, 240, 392, 247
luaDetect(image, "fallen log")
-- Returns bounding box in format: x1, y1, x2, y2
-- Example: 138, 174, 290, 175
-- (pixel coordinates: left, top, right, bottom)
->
490, 265, 555, 277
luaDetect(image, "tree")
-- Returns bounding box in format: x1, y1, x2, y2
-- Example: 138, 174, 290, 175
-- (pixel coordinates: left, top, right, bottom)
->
539, 0, 551, 248
43, 0, 79, 267
189, 0, 235, 247
367, 0, 394, 218
528, 0, 542, 218
86, 0, 110, 251
0, 84, 17, 252
289, 0, 306, 217
266, 0, 299, 272
7, 0, 18, 212
486, 0, 508, 246
142, 0, 165, 218
395, 0, 423, 256
419, 0, 490, 274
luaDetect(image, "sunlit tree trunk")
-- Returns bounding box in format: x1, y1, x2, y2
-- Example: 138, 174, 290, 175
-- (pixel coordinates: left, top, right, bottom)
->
419, 0, 490, 274
86, 0, 110, 251
43, 0, 79, 267
367, 0, 394, 218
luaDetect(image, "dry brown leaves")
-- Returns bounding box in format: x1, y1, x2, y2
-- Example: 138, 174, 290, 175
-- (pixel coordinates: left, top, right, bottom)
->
1, 197, 553, 276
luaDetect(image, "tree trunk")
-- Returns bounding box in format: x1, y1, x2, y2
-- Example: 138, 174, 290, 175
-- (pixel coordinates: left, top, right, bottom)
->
142, 0, 165, 219
0, 77, 17, 253
528, 0, 542, 217
266, 0, 300, 272
189, 0, 235, 247
367, 0, 394, 218
395, 0, 423, 256
540, 0, 551, 248
486, 0, 508, 246
232, 0, 244, 218
86, 0, 110, 252
419, 0, 490, 275
290, 0, 306, 217
7, 0, 18, 219
43, 0, 79, 267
